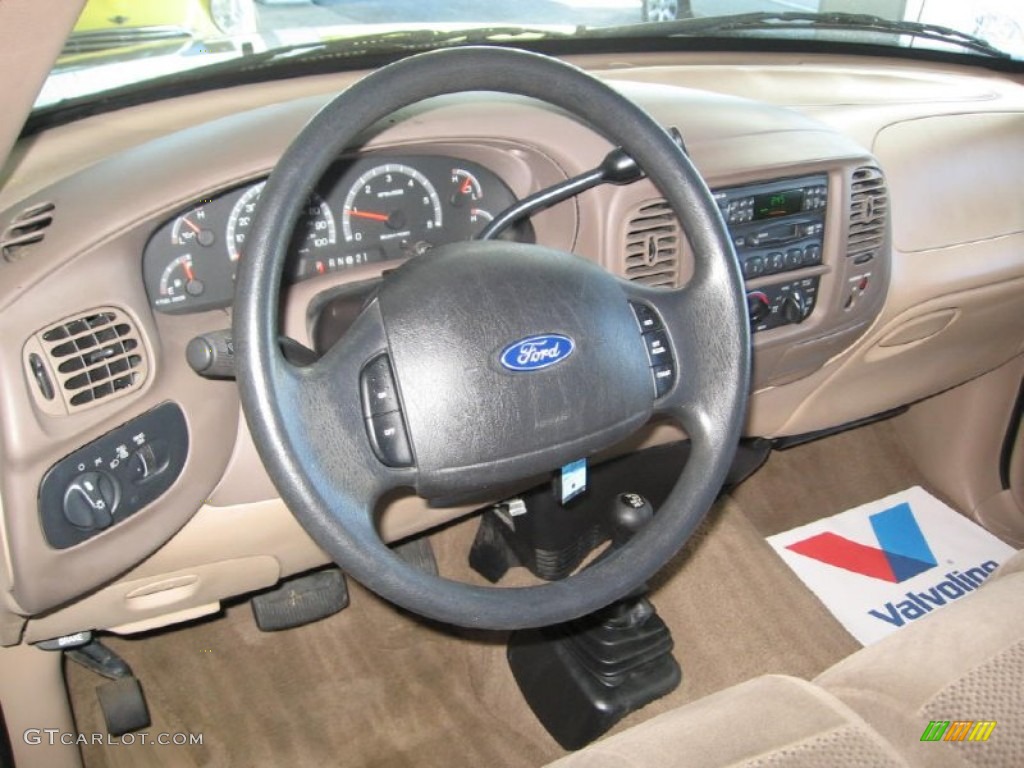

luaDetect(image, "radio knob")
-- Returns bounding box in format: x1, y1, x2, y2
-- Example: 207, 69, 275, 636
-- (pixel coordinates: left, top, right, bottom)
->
746, 292, 771, 325
781, 291, 809, 325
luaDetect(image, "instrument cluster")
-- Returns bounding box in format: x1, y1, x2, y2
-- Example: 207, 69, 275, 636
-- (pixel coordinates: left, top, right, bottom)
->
142, 154, 526, 313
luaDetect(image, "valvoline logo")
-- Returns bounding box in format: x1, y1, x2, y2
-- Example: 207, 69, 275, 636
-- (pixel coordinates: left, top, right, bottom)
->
500, 334, 575, 372
786, 503, 938, 583
767, 488, 1014, 644
786, 502, 1001, 630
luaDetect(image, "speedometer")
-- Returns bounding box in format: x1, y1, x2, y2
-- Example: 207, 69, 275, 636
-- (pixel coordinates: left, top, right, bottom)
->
341, 163, 443, 257
225, 181, 337, 268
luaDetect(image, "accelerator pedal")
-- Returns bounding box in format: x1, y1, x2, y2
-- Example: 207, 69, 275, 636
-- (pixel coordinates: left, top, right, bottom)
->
251, 568, 348, 632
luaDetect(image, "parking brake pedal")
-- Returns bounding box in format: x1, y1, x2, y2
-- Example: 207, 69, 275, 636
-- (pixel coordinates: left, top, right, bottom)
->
251, 567, 349, 631
66, 639, 150, 737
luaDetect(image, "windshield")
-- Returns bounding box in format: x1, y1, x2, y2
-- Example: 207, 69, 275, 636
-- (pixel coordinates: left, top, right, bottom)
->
37, 0, 1024, 110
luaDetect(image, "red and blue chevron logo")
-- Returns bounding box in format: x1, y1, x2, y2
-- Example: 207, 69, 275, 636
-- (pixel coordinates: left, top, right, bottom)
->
786, 503, 938, 583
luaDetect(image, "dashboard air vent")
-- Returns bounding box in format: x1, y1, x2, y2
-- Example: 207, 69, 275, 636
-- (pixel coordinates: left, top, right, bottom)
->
1, 201, 55, 262
847, 167, 889, 261
623, 200, 680, 288
31, 308, 148, 413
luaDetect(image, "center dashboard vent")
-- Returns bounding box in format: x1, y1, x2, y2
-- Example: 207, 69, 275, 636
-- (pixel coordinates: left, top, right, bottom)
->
623, 200, 680, 288
25, 308, 148, 415
1, 201, 55, 262
847, 167, 889, 262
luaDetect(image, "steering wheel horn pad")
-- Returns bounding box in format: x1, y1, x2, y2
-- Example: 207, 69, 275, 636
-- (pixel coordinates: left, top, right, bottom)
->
377, 241, 653, 499
234, 46, 750, 630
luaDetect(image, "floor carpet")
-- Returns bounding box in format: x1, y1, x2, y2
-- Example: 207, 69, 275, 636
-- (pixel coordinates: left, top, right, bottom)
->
67, 421, 922, 768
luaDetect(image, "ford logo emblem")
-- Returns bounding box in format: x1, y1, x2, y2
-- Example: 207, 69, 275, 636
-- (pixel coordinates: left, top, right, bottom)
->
500, 334, 575, 372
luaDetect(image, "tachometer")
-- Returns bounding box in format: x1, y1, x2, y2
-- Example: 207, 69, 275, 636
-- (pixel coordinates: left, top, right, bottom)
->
342, 163, 443, 256
225, 181, 336, 266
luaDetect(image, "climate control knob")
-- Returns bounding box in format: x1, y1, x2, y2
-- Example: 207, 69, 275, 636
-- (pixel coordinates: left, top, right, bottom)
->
781, 291, 810, 325
746, 291, 771, 325
63, 471, 119, 531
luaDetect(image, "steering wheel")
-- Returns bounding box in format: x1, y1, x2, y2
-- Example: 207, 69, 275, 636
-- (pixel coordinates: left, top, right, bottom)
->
234, 47, 749, 631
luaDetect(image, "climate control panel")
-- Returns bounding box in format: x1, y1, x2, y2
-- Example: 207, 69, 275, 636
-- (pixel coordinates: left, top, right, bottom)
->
746, 277, 820, 334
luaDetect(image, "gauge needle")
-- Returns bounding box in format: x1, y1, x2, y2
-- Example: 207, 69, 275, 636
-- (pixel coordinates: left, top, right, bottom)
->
182, 218, 202, 234
460, 178, 473, 194
183, 260, 195, 282
347, 209, 390, 222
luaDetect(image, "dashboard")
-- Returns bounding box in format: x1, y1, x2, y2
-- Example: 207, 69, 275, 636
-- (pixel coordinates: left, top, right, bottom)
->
142, 155, 527, 313
0, 52, 1022, 644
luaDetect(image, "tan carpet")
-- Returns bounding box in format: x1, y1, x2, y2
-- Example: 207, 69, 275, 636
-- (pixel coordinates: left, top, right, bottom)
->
68, 422, 923, 768
732, 419, 928, 537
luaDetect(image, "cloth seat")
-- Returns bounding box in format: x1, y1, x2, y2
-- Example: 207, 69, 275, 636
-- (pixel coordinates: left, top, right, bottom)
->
547, 549, 1024, 768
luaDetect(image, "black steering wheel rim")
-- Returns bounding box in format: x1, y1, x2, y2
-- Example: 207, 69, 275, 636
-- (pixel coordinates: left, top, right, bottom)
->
234, 46, 750, 630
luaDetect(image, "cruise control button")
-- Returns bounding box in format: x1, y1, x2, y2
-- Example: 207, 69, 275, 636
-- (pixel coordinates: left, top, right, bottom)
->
652, 364, 676, 398
630, 302, 662, 332
642, 329, 672, 365
366, 411, 413, 468
360, 354, 400, 417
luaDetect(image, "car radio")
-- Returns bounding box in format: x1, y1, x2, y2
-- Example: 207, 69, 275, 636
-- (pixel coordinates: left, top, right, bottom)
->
713, 174, 828, 332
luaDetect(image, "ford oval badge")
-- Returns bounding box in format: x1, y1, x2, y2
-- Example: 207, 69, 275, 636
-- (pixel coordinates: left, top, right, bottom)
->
500, 334, 575, 372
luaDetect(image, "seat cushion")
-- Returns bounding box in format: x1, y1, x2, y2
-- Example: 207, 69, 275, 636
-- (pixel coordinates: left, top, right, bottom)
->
816, 570, 1024, 768
545, 674, 908, 768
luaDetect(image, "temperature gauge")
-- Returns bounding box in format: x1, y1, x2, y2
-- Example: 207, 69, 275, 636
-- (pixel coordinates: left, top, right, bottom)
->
171, 207, 215, 248
450, 169, 483, 207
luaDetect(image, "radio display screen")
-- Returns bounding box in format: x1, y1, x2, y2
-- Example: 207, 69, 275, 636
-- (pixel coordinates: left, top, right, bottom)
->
753, 189, 804, 220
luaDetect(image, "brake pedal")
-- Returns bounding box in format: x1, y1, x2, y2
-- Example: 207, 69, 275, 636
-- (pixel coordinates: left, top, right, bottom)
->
65, 638, 151, 736
251, 567, 349, 631
97, 677, 151, 737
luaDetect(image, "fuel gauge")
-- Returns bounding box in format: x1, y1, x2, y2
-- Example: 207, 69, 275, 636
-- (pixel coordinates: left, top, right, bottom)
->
155, 254, 204, 309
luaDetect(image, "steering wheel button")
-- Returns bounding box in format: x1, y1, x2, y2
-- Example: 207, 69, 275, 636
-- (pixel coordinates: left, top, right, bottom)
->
366, 412, 413, 468
642, 330, 672, 366
630, 302, 662, 332
360, 354, 400, 417
652, 364, 676, 398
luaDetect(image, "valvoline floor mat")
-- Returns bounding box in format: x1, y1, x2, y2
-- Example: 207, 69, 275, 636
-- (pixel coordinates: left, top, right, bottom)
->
767, 487, 1016, 645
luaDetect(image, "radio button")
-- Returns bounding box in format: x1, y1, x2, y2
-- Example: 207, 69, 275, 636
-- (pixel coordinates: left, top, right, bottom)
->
803, 245, 822, 265
768, 252, 785, 273
743, 256, 765, 279
785, 248, 804, 268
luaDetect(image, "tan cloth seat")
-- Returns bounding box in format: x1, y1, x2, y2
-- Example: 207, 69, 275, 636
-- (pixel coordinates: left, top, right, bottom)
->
548, 550, 1024, 768
546, 674, 909, 768
816, 567, 1024, 768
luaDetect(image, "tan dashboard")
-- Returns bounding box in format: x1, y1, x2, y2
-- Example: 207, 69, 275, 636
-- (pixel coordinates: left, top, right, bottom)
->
0, 52, 1022, 644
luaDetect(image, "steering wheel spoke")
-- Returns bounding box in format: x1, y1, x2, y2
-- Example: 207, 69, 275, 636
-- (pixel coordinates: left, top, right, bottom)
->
622, 271, 748, 438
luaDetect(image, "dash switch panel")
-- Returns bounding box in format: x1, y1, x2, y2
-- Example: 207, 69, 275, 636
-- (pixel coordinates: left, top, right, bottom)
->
38, 402, 189, 549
